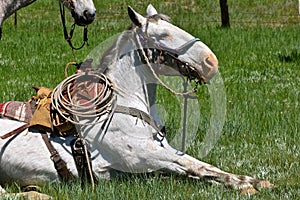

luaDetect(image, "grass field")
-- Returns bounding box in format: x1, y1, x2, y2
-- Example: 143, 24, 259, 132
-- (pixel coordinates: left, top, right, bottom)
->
0, 0, 299, 199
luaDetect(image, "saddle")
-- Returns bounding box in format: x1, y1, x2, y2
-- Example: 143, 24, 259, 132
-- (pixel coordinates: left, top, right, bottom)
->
0, 59, 104, 139
0, 86, 76, 139
0, 59, 100, 185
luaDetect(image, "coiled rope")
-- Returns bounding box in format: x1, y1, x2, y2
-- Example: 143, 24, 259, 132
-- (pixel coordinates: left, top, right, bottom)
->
51, 71, 116, 126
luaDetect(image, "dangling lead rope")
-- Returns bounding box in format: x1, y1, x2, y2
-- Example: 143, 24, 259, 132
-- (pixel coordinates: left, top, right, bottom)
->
59, 1, 89, 51
134, 27, 200, 153
82, 139, 96, 190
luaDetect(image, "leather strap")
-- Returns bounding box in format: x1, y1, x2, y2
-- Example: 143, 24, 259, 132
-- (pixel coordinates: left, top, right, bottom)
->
40, 132, 74, 181
114, 105, 164, 136
0, 124, 29, 139
71, 137, 98, 187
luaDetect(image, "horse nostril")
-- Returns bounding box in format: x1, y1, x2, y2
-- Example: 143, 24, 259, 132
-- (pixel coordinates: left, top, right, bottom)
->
206, 53, 218, 68
83, 10, 96, 21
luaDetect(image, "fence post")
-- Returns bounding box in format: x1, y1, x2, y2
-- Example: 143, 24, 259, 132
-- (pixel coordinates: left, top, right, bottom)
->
14, 12, 17, 27
219, 0, 230, 27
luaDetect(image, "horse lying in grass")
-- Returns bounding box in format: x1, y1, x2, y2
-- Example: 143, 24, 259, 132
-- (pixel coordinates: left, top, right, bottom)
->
0, 4, 272, 199
0, 0, 96, 39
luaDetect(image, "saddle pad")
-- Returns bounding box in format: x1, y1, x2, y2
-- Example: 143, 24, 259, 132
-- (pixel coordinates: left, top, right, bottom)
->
0, 101, 32, 123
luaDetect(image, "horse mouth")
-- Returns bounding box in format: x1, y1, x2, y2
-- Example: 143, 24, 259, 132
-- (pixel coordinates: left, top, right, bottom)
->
184, 59, 218, 85
177, 64, 208, 85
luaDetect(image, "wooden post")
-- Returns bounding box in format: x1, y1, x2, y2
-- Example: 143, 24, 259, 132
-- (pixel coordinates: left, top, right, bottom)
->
14, 12, 17, 27
219, 0, 230, 27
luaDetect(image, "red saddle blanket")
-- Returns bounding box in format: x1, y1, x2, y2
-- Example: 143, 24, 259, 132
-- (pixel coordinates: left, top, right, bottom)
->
0, 101, 33, 123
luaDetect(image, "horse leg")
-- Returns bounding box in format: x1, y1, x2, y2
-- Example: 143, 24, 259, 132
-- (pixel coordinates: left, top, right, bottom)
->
173, 153, 272, 193
147, 136, 273, 194
101, 130, 272, 193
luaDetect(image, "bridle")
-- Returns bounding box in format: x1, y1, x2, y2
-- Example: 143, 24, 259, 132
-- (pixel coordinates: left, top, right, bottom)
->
134, 19, 205, 96
59, 1, 89, 51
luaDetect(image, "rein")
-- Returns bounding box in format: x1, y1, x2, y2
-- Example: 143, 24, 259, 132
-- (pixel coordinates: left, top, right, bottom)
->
59, 1, 88, 51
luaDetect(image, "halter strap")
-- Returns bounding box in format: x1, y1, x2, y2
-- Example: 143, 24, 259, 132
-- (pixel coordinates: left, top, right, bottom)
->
136, 21, 201, 56
154, 38, 201, 55
134, 26, 203, 96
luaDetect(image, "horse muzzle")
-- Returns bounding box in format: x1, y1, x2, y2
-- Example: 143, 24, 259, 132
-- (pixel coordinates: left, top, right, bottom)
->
191, 52, 218, 84
72, 9, 96, 26
201, 53, 219, 83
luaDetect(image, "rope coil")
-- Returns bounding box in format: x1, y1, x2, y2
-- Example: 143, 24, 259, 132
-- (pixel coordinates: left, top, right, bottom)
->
51, 71, 116, 126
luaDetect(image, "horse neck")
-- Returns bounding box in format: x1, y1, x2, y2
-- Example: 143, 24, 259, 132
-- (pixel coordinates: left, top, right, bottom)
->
104, 31, 157, 113
107, 55, 154, 113
78, 44, 157, 144
0, 0, 36, 24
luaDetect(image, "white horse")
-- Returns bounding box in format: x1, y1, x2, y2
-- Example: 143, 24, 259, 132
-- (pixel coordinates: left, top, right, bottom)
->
0, 0, 96, 38
0, 4, 272, 198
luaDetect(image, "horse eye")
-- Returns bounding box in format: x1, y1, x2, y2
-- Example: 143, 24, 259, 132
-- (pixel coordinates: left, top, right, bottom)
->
164, 34, 173, 40
161, 33, 172, 40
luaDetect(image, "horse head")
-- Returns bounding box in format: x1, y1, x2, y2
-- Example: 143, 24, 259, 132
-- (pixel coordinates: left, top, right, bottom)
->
62, 0, 96, 26
128, 5, 219, 84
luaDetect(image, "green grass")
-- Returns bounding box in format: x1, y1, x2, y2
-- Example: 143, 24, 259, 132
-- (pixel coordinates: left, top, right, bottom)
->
1, 0, 300, 199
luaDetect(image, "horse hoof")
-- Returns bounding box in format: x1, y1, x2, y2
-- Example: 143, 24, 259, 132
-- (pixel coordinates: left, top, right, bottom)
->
240, 186, 257, 195
259, 180, 274, 188
254, 180, 274, 190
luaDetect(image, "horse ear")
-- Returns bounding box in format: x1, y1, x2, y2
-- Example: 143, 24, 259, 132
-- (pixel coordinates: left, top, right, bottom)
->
128, 6, 146, 27
146, 4, 158, 17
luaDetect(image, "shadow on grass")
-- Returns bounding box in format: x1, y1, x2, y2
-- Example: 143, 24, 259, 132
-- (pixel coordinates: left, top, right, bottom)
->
278, 49, 300, 63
